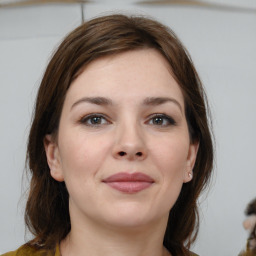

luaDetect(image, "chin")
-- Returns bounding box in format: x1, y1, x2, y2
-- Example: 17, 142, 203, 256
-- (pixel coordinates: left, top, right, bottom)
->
100, 203, 166, 229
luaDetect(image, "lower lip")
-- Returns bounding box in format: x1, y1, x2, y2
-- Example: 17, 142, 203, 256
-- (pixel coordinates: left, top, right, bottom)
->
105, 181, 152, 193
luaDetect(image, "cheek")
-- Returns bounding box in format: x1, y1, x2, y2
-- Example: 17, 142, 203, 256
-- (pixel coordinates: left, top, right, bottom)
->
150, 135, 190, 176
57, 137, 97, 203
151, 138, 189, 211
58, 131, 111, 181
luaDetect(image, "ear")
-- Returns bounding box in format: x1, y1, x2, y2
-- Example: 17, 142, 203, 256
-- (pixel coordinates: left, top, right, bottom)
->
183, 141, 199, 183
44, 134, 64, 182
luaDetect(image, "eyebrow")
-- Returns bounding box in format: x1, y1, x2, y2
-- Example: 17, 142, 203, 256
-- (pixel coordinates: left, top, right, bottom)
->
143, 97, 182, 112
71, 97, 113, 109
71, 96, 182, 112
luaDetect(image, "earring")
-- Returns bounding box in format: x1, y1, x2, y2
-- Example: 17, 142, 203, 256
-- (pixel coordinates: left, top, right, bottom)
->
188, 172, 193, 179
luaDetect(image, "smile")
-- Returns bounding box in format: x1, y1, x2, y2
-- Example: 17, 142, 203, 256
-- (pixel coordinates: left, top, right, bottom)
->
102, 172, 154, 193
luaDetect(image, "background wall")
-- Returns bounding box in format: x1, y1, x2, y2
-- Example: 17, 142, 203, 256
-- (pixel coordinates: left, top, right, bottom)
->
0, 1, 256, 255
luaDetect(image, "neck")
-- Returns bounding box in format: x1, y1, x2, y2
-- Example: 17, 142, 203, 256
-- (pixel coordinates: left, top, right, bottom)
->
60, 210, 170, 256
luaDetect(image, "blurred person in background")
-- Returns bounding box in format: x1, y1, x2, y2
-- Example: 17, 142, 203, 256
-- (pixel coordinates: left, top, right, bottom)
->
239, 198, 256, 256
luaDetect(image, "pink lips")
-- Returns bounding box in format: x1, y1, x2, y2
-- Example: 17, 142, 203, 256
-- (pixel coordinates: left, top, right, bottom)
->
103, 172, 154, 193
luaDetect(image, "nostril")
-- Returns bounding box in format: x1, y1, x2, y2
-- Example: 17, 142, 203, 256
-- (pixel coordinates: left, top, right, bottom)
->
117, 151, 143, 157
136, 152, 143, 157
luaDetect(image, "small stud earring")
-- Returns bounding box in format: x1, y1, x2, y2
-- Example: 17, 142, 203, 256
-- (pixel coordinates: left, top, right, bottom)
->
188, 172, 193, 179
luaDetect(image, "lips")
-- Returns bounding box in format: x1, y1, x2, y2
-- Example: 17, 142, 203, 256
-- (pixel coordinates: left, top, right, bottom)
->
103, 172, 154, 193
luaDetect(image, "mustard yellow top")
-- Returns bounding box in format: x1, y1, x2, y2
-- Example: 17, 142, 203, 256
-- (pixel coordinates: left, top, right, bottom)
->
1, 244, 198, 256
0, 244, 60, 256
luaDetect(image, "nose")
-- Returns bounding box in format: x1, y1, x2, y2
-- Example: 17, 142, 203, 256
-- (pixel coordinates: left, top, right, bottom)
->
112, 122, 147, 161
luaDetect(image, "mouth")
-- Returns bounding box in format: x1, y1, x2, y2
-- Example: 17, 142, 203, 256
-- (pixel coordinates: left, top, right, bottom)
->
102, 172, 154, 193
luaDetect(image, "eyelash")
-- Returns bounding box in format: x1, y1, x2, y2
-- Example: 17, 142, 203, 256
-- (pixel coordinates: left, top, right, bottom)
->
147, 114, 176, 127
79, 114, 110, 127
78, 113, 176, 127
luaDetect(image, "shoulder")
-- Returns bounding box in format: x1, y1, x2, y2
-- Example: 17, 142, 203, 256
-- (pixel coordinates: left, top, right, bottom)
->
1, 251, 15, 256
0, 249, 18, 256
1, 245, 57, 256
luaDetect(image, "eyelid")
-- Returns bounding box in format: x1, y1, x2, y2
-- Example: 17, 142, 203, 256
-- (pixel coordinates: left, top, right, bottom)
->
146, 113, 177, 126
79, 113, 111, 126
77, 113, 176, 127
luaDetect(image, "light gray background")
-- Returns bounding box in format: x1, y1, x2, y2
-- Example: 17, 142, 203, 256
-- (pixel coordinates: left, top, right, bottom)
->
0, 0, 256, 255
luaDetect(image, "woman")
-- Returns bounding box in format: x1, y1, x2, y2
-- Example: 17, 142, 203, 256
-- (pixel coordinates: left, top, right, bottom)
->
2, 14, 214, 256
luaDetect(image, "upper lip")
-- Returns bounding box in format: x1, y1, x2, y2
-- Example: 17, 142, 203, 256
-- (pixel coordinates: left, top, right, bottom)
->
103, 172, 154, 183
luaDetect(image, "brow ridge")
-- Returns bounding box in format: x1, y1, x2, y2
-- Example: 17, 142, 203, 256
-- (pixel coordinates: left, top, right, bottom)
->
71, 96, 182, 112
143, 97, 182, 111
71, 97, 113, 109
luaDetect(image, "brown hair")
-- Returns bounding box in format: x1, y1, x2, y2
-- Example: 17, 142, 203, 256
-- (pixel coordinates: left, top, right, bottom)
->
25, 14, 214, 256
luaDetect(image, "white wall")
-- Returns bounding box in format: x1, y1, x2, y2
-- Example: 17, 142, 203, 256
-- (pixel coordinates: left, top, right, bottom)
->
0, 1, 256, 255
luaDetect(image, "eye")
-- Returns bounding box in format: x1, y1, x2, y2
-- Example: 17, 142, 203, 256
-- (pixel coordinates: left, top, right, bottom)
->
148, 114, 176, 127
79, 114, 110, 127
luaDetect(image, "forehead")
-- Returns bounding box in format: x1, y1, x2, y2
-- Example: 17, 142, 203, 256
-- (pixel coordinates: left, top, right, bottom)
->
66, 49, 184, 107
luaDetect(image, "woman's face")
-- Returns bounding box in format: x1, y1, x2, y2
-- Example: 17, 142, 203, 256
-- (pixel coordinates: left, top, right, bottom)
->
45, 49, 198, 229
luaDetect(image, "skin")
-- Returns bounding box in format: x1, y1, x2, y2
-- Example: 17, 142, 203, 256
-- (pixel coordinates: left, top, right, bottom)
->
44, 49, 199, 256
